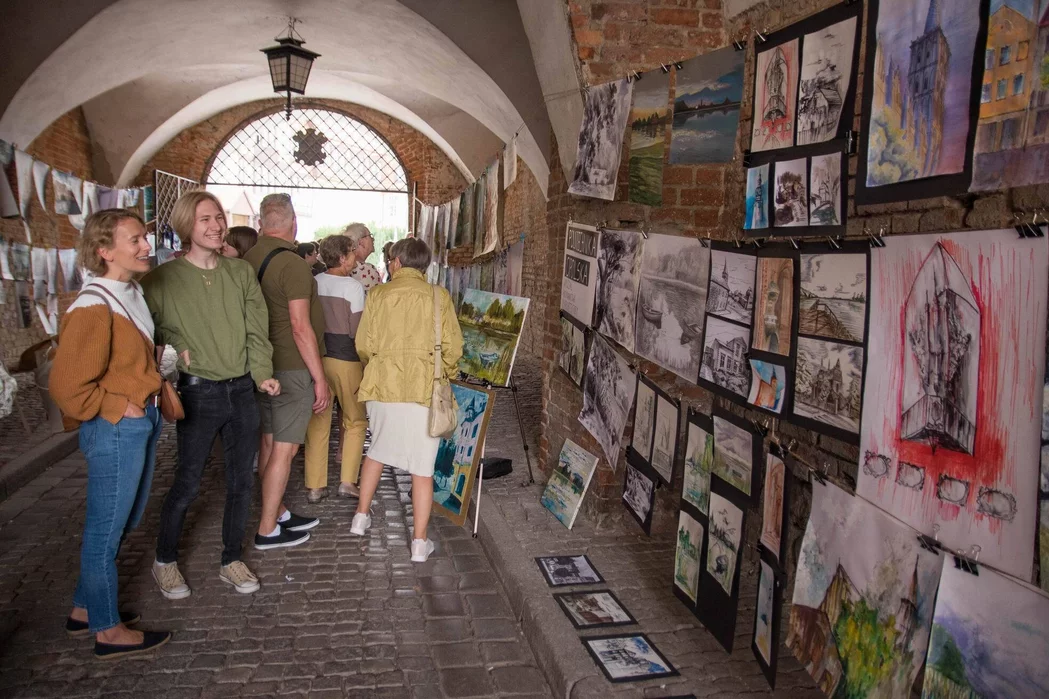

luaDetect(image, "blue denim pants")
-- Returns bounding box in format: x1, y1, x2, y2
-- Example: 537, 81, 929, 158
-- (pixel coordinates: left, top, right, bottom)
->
72, 404, 162, 632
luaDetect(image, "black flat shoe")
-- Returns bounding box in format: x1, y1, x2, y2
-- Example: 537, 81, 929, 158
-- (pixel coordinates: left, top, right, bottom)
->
65, 611, 141, 638
94, 630, 172, 660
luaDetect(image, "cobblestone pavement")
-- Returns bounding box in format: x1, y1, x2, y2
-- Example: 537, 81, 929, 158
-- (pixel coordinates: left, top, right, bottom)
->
0, 374, 52, 469
0, 403, 553, 697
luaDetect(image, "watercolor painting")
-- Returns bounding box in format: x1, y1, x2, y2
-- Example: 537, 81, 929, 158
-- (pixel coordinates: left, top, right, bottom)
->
753, 39, 799, 151
787, 480, 944, 699
707, 249, 756, 324
809, 152, 843, 226
631, 376, 657, 465
629, 68, 671, 206
579, 335, 637, 469
745, 164, 770, 230
569, 78, 635, 201
857, 228, 1048, 581
683, 419, 713, 515
798, 16, 858, 145
752, 257, 794, 355
541, 439, 600, 530
634, 234, 710, 382
800, 252, 867, 342
558, 315, 586, 387
651, 394, 679, 484
754, 559, 776, 665
594, 229, 644, 352
706, 492, 744, 596
713, 415, 754, 497
866, 0, 983, 186
432, 383, 493, 526
670, 47, 745, 163
795, 336, 863, 434
555, 590, 636, 629
700, 315, 751, 398
583, 634, 678, 683
774, 157, 809, 227
760, 452, 786, 562
674, 511, 704, 603
560, 221, 600, 327
923, 559, 1049, 697
457, 289, 530, 387
748, 360, 787, 414
623, 463, 655, 532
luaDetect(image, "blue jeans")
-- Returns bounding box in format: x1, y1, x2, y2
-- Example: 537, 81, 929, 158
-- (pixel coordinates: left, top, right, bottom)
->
72, 404, 162, 632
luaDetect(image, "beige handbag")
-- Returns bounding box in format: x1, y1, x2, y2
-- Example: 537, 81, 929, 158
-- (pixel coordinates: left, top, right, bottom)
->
428, 286, 459, 439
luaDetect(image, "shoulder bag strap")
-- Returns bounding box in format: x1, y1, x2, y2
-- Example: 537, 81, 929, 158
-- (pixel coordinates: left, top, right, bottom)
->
257, 247, 295, 283
433, 285, 443, 381
83, 284, 158, 371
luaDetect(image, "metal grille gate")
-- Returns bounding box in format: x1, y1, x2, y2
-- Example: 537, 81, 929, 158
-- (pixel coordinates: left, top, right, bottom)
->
154, 170, 202, 251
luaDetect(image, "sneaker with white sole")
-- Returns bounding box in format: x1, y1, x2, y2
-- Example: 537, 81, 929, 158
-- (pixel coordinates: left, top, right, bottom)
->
254, 527, 311, 550
219, 560, 261, 594
152, 561, 191, 600
350, 513, 371, 536
410, 538, 435, 563
281, 511, 320, 532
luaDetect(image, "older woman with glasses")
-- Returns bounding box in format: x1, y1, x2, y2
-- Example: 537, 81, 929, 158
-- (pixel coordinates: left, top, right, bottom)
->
341, 223, 382, 291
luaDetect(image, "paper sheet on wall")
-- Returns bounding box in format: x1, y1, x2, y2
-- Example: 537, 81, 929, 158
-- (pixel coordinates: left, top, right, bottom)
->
118, 188, 140, 209
15, 150, 34, 241
0, 140, 17, 219
82, 181, 100, 219
97, 186, 119, 209
503, 136, 518, 190
51, 170, 82, 215
45, 247, 58, 295
31, 160, 49, 210
58, 248, 82, 292
0, 239, 12, 280
30, 246, 48, 300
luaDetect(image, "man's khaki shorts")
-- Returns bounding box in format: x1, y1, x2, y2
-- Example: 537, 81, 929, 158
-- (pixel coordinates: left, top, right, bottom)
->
257, 369, 314, 445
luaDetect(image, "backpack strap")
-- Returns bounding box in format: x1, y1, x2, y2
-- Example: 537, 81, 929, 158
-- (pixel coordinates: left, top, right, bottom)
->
257, 247, 297, 283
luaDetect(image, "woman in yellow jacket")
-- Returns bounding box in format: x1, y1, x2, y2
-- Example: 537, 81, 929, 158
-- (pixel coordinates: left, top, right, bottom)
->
350, 237, 463, 563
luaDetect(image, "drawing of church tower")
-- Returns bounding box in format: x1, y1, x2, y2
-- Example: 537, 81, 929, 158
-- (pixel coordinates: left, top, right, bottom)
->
763, 47, 789, 123
751, 170, 767, 228
907, 0, 951, 177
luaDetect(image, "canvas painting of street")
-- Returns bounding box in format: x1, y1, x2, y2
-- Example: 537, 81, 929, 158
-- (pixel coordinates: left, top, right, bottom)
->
628, 67, 671, 206
752, 39, 799, 151
809, 152, 842, 226
865, 0, 983, 186
706, 492, 743, 596
674, 511, 703, 603
713, 415, 754, 496
634, 233, 710, 382
794, 336, 863, 435
787, 480, 944, 699
569, 78, 635, 201
752, 257, 793, 355
857, 229, 1048, 581
579, 335, 637, 469
748, 360, 787, 414
457, 289, 530, 387
541, 439, 600, 530
683, 420, 713, 514
922, 559, 1049, 698
651, 394, 678, 483
594, 229, 644, 353
700, 315, 751, 399
706, 249, 755, 324
555, 591, 635, 629
798, 16, 857, 145
583, 634, 678, 682
773, 157, 808, 227
669, 46, 744, 164
799, 252, 867, 342
432, 383, 493, 526
744, 164, 770, 230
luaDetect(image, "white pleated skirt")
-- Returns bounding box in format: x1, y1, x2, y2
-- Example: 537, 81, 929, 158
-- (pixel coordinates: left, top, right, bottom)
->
365, 401, 440, 477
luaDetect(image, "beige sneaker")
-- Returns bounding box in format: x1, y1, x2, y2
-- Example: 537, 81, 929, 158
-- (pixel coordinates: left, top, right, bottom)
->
219, 560, 261, 594
152, 561, 191, 600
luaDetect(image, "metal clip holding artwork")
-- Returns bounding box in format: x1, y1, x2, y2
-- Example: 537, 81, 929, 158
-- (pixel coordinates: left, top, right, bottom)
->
917, 523, 942, 554
755, 28, 769, 44
751, 417, 771, 436
953, 545, 981, 576
742, 150, 753, 168
660, 63, 671, 74
826, 236, 842, 250
844, 130, 858, 155
733, 36, 747, 51
628, 70, 642, 83
1015, 211, 1046, 239
863, 225, 886, 248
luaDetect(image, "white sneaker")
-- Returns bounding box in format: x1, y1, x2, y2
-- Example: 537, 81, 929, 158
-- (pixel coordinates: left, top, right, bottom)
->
350, 513, 371, 536
152, 561, 191, 600
219, 560, 261, 594
410, 538, 435, 563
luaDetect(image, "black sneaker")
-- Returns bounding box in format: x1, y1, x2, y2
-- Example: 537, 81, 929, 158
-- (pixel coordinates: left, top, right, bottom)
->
281, 511, 320, 532
254, 527, 311, 550
94, 630, 172, 660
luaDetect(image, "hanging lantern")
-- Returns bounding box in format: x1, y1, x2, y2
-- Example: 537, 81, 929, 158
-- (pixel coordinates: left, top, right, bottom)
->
261, 19, 321, 120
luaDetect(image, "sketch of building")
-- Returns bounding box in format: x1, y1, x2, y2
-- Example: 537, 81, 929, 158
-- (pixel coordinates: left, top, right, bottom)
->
763, 47, 789, 123
798, 16, 857, 145
907, 0, 951, 176
795, 337, 863, 433
701, 316, 750, 397
706, 251, 755, 323
809, 152, 841, 226
753, 40, 799, 151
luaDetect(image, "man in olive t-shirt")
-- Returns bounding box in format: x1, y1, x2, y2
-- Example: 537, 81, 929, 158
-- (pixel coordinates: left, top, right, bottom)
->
243, 193, 330, 550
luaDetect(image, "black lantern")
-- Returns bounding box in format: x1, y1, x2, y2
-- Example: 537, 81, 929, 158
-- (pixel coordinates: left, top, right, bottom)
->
261, 20, 320, 120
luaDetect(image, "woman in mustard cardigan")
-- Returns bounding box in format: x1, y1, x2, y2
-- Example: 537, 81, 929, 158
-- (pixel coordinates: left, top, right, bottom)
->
50, 209, 171, 660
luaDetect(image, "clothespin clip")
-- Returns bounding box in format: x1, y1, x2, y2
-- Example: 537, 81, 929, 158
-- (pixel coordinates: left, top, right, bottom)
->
788, 236, 799, 250
733, 236, 742, 249
733, 37, 747, 51
674, 61, 683, 70
750, 237, 764, 249
629, 70, 642, 83
742, 149, 753, 167
639, 223, 649, 240
752, 418, 770, 436
1035, 211, 1048, 238
756, 28, 769, 43
827, 236, 841, 250
918, 524, 942, 553
699, 235, 711, 248
1014, 213, 1030, 238
660, 63, 670, 74
811, 462, 829, 485
845, 130, 858, 155
783, 438, 797, 454
953, 545, 980, 575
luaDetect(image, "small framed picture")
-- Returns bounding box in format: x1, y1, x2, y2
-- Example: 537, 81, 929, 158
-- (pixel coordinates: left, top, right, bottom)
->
535, 554, 604, 587
582, 633, 679, 683
554, 589, 636, 629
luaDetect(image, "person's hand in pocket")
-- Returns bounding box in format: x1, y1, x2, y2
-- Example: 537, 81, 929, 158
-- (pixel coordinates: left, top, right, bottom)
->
123, 402, 146, 419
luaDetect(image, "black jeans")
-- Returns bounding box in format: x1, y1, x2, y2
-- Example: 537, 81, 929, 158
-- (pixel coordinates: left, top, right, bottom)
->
156, 374, 259, 566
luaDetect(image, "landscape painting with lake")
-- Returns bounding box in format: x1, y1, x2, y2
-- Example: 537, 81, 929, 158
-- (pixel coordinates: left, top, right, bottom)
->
799, 252, 867, 343
458, 289, 530, 387
670, 47, 744, 164
629, 67, 672, 206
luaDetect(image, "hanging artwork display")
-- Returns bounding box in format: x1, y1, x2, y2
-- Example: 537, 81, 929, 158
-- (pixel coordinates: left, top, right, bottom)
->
554, 590, 636, 630
706, 248, 755, 325
759, 449, 789, 566
858, 0, 987, 203
582, 633, 678, 683
479, 159, 500, 257
593, 228, 643, 353
623, 462, 656, 534
787, 480, 944, 698
9, 243, 30, 281
858, 228, 1048, 581
674, 510, 705, 604
682, 410, 713, 516
744, 164, 770, 230
472, 172, 487, 256
15, 282, 32, 329
971, 1, 1049, 191
752, 39, 799, 152
560, 221, 599, 328
751, 555, 783, 689
628, 374, 657, 468
747, 359, 788, 414
670, 47, 744, 164
492, 248, 508, 294
0, 239, 11, 280
793, 336, 863, 438
541, 439, 600, 530
700, 315, 751, 400
457, 289, 529, 387
536, 554, 604, 587
503, 135, 518, 190
651, 393, 679, 484
568, 77, 634, 201
506, 240, 524, 297
557, 313, 587, 388
752, 256, 794, 355
808, 152, 842, 226
773, 158, 808, 227
30, 247, 47, 300
51, 170, 81, 216
627, 67, 671, 206
578, 335, 637, 469
432, 382, 494, 527
797, 16, 858, 146
712, 410, 760, 501
31, 160, 49, 211
695, 478, 747, 653
634, 233, 709, 382
15, 151, 34, 240
799, 250, 868, 343
0, 140, 17, 218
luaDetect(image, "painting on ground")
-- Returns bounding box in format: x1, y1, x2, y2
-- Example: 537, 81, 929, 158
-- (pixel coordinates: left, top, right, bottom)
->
555, 590, 636, 629
748, 360, 787, 414
971, 0, 1049, 192
628, 67, 671, 206
799, 251, 867, 343
774, 157, 808, 227
864, 0, 983, 188
923, 558, 1049, 698
707, 249, 755, 324
630, 376, 657, 466
541, 439, 600, 530
857, 229, 1048, 581
536, 554, 604, 587
583, 634, 678, 683
752, 257, 794, 355
683, 416, 713, 515
787, 480, 944, 699
700, 315, 751, 399
558, 314, 586, 387
579, 335, 636, 469
651, 394, 679, 484
623, 463, 655, 533
458, 289, 529, 387
674, 511, 704, 603
560, 221, 599, 327
752, 39, 799, 152
670, 46, 744, 164
713, 415, 755, 498
752, 558, 781, 688
798, 16, 858, 145
759, 452, 787, 564
809, 152, 842, 226
744, 164, 770, 230
569, 78, 635, 201
635, 233, 710, 382
794, 336, 863, 436
432, 383, 494, 526
594, 229, 643, 353
706, 491, 744, 596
